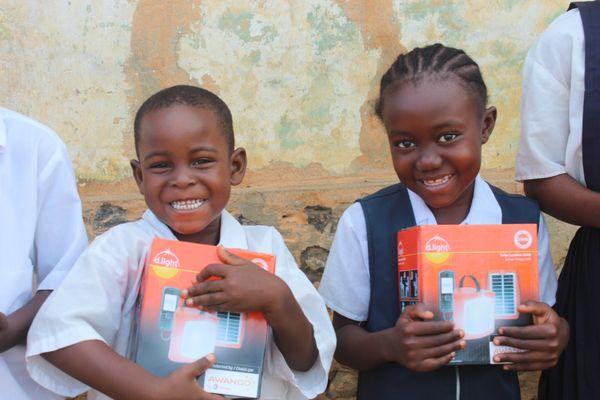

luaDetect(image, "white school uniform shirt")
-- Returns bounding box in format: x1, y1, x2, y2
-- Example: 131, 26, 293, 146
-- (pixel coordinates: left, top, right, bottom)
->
26, 209, 335, 400
0, 108, 88, 400
319, 175, 557, 322
515, 9, 586, 186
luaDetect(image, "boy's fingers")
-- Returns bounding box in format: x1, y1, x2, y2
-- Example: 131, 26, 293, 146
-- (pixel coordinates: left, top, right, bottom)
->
400, 303, 435, 322
420, 353, 456, 371
494, 350, 553, 365
216, 245, 247, 266
186, 354, 216, 377
197, 264, 228, 282
187, 292, 227, 308
184, 280, 224, 298
406, 321, 456, 336
501, 361, 554, 372
518, 301, 551, 318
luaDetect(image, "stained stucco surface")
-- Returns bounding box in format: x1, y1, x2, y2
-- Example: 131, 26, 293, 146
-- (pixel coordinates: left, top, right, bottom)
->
0, 2, 576, 398
0, 0, 566, 180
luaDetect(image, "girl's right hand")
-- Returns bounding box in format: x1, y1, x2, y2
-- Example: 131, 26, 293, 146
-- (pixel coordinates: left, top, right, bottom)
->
153, 354, 226, 400
385, 303, 466, 372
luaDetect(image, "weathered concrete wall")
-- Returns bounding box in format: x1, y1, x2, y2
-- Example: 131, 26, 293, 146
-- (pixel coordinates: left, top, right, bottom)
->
0, 1, 576, 399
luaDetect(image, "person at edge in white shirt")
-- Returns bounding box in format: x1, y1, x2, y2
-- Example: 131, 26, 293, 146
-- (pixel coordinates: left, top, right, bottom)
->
0, 107, 88, 400
26, 85, 335, 400
319, 175, 557, 326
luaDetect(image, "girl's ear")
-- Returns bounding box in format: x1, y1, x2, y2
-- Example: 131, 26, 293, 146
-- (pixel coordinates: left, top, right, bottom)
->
481, 106, 497, 144
130, 159, 145, 195
229, 147, 247, 186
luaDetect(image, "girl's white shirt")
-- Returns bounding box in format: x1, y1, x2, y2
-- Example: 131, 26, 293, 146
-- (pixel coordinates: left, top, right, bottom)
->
319, 175, 557, 322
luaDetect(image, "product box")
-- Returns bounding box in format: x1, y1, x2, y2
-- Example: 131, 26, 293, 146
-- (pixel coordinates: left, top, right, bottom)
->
130, 238, 276, 398
397, 224, 539, 365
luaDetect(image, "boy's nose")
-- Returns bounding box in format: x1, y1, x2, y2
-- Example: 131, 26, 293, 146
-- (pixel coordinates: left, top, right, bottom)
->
171, 168, 197, 188
415, 148, 442, 171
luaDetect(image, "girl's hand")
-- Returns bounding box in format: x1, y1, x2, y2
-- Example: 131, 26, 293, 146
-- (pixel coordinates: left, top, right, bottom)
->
153, 354, 225, 400
493, 301, 569, 371
183, 246, 285, 315
385, 303, 465, 372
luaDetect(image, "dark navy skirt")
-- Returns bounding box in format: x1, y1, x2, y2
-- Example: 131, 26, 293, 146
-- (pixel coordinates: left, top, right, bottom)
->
538, 227, 600, 400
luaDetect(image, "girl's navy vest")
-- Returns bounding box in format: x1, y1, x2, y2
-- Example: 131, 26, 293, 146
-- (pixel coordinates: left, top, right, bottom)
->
356, 183, 540, 400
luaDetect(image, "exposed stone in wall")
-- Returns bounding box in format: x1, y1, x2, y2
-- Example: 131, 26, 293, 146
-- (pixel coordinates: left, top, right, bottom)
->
92, 202, 128, 234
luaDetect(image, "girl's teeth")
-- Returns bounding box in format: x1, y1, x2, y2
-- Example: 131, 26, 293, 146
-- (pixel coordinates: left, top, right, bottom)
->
423, 175, 451, 186
170, 199, 204, 210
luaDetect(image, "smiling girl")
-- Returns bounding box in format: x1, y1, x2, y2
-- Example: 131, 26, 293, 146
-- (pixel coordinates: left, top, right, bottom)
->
319, 44, 569, 400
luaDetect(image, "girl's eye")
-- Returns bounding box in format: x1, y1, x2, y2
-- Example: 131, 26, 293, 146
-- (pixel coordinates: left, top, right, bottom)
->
396, 140, 416, 149
150, 162, 169, 169
191, 158, 214, 168
439, 133, 458, 143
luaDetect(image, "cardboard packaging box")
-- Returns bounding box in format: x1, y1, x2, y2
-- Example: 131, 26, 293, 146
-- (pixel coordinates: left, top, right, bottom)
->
130, 238, 276, 398
397, 224, 539, 365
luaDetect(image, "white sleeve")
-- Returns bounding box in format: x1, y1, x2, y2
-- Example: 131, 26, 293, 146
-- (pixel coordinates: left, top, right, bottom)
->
34, 137, 88, 290
263, 229, 335, 399
515, 24, 572, 182
318, 203, 371, 321
26, 230, 135, 397
537, 214, 557, 306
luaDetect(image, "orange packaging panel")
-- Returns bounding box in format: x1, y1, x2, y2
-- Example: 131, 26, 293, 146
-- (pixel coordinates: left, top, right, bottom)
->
397, 224, 539, 365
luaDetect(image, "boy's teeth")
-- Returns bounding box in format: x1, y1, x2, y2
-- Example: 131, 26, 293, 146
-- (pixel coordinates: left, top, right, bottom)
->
170, 199, 204, 210
423, 175, 451, 186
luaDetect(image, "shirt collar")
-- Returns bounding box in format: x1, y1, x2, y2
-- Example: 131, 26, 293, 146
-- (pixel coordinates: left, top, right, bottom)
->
142, 209, 249, 249
406, 175, 502, 225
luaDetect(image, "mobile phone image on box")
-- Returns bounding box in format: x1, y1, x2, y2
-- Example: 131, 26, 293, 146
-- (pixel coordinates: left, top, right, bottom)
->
131, 239, 276, 398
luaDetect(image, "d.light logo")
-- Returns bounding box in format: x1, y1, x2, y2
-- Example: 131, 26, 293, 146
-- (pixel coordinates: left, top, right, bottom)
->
424, 235, 451, 264
152, 249, 180, 278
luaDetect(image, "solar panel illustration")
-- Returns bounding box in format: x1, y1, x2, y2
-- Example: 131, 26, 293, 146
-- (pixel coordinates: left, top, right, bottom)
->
489, 273, 517, 317
217, 312, 243, 346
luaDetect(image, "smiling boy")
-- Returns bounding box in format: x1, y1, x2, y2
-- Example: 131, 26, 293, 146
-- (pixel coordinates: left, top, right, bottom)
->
25, 86, 335, 400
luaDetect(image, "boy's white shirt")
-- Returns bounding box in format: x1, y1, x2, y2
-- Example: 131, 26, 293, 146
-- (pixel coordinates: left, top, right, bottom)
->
0, 108, 88, 400
319, 175, 558, 322
26, 209, 335, 400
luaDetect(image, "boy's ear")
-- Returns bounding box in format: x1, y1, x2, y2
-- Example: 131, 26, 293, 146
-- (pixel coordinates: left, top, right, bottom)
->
481, 106, 497, 144
229, 147, 247, 186
130, 159, 145, 195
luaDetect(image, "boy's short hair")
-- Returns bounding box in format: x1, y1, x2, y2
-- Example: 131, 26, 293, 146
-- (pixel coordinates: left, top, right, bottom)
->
133, 85, 235, 155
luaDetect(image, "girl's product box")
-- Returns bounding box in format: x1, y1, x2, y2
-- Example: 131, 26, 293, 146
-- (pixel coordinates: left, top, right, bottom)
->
130, 238, 276, 398
397, 224, 539, 365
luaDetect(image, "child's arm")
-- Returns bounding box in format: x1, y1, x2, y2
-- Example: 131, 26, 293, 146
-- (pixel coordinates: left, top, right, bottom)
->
184, 246, 318, 371
0, 290, 51, 353
524, 174, 600, 228
334, 304, 465, 372
492, 301, 569, 371
42, 340, 225, 400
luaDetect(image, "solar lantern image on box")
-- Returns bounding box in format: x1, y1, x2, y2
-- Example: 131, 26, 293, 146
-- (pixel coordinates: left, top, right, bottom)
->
452, 275, 496, 340
169, 307, 219, 363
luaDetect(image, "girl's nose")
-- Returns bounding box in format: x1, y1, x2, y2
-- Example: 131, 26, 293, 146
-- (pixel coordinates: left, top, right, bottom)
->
415, 148, 442, 171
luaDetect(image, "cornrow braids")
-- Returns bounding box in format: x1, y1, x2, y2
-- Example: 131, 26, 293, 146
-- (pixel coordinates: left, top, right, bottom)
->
134, 85, 234, 156
375, 44, 488, 120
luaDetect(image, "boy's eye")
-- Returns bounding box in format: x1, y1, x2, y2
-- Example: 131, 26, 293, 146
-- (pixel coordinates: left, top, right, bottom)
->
396, 140, 416, 149
438, 133, 459, 143
150, 162, 170, 169
191, 158, 214, 168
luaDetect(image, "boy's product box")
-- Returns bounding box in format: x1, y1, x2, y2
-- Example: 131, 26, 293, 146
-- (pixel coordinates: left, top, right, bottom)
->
131, 238, 275, 399
397, 224, 539, 365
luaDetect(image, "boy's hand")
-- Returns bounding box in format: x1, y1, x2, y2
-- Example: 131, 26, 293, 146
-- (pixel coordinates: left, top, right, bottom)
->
183, 246, 285, 315
154, 354, 225, 400
385, 303, 465, 372
0, 312, 14, 353
493, 301, 569, 371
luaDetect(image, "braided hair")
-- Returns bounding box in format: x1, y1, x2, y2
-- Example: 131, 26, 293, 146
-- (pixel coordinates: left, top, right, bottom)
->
134, 85, 234, 156
375, 44, 488, 120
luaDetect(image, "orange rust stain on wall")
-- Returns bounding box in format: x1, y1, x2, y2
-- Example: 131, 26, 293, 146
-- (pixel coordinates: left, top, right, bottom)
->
335, 0, 405, 171
124, 0, 211, 157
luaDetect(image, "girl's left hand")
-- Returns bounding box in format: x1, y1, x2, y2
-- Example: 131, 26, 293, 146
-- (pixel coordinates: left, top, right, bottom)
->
492, 300, 569, 371
182, 246, 286, 315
